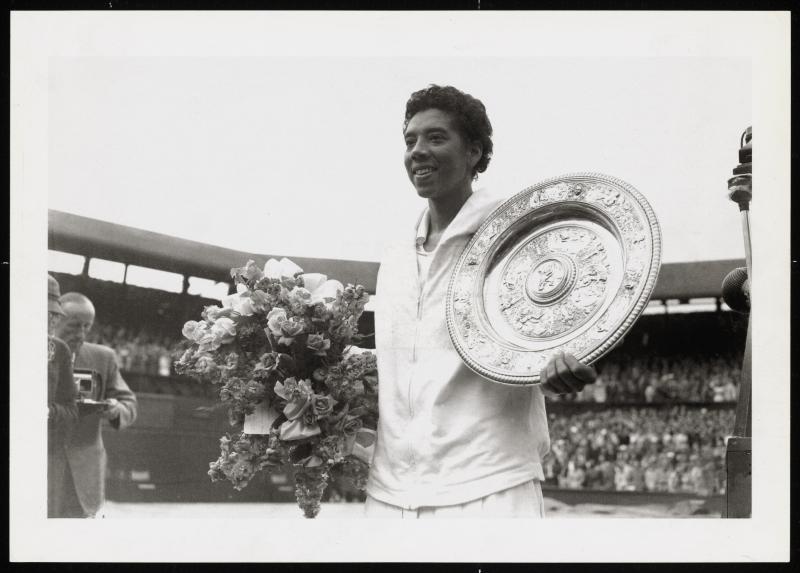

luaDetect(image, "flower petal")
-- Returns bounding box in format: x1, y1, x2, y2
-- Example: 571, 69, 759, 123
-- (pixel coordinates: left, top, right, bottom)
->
300, 272, 327, 293
263, 258, 282, 280
311, 279, 344, 303
279, 257, 304, 278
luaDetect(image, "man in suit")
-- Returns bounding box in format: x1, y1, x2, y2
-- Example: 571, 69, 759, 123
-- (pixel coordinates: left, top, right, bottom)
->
47, 274, 78, 517
55, 292, 138, 518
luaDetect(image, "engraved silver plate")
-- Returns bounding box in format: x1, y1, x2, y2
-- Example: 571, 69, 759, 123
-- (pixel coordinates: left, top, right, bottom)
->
446, 173, 661, 386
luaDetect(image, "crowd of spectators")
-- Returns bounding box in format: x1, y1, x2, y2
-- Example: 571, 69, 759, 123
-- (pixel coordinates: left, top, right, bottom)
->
87, 321, 184, 377
543, 406, 733, 496
553, 352, 741, 404
87, 321, 742, 406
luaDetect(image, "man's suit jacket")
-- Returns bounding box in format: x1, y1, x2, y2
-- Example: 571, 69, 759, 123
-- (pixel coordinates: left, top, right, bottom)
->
68, 342, 138, 515
48, 336, 78, 517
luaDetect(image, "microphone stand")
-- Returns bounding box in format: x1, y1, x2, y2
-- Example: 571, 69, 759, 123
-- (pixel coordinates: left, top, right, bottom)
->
725, 127, 752, 518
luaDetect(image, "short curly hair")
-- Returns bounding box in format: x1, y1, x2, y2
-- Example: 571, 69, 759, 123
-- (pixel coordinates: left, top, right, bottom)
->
404, 85, 493, 178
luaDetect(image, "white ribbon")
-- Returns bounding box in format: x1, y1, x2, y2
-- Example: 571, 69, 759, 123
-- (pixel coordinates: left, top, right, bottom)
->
351, 428, 377, 465
243, 402, 279, 435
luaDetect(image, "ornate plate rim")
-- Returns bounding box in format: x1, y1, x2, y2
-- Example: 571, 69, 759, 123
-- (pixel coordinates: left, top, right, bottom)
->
446, 172, 662, 386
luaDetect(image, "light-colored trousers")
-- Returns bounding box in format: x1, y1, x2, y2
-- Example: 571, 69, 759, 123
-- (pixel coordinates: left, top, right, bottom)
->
364, 479, 545, 518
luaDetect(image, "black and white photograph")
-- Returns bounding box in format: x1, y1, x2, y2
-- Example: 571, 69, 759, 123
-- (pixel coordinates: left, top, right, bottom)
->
10, 10, 790, 563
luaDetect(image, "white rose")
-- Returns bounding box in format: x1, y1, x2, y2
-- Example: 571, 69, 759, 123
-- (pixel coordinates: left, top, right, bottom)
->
221, 292, 255, 317
300, 273, 327, 293
266, 307, 288, 338
264, 257, 304, 280
310, 279, 344, 305
210, 316, 237, 346
182, 320, 201, 340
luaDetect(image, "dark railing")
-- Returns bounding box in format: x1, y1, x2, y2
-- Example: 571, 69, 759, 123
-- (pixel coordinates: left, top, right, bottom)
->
103, 390, 300, 503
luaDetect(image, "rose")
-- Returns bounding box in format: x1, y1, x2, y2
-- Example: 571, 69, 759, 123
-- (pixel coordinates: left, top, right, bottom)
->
264, 257, 304, 281
205, 305, 235, 321
281, 317, 305, 340
195, 325, 216, 350
194, 354, 216, 374
266, 308, 305, 345
230, 259, 265, 284
241, 260, 264, 282
281, 316, 306, 337
311, 279, 344, 305
183, 320, 212, 346
221, 292, 255, 317
202, 306, 221, 321
266, 308, 288, 338
287, 287, 312, 315
254, 352, 277, 374
268, 315, 305, 346
296, 272, 344, 306
210, 316, 237, 347
289, 286, 312, 304
311, 394, 336, 419
299, 273, 327, 293
341, 415, 363, 438
306, 333, 331, 356
182, 320, 201, 340
250, 289, 271, 312
312, 367, 328, 382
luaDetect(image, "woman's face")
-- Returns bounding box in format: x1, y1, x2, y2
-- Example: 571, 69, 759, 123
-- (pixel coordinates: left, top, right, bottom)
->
403, 108, 481, 201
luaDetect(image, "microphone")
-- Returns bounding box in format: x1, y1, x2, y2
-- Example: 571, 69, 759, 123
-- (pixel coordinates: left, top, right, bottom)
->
728, 126, 753, 303
721, 267, 750, 313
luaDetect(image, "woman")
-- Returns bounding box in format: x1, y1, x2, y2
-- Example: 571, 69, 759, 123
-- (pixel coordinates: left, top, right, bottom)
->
47, 274, 78, 517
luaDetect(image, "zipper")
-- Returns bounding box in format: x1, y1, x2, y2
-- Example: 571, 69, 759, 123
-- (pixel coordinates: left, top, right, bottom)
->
408, 252, 425, 472
408, 292, 423, 470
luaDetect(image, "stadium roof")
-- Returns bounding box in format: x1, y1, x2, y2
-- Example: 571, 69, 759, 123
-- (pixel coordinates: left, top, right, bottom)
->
49, 209, 743, 300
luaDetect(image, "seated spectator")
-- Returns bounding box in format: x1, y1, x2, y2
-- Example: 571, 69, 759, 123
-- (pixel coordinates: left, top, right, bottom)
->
543, 406, 734, 496
549, 350, 741, 404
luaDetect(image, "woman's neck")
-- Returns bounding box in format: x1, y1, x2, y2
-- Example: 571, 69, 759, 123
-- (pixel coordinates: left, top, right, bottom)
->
427, 186, 473, 237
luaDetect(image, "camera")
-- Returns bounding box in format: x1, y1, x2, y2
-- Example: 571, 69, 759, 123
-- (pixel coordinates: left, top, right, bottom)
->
73, 368, 105, 404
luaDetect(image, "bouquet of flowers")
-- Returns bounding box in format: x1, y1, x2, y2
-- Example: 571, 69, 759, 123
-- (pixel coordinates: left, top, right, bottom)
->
175, 257, 378, 518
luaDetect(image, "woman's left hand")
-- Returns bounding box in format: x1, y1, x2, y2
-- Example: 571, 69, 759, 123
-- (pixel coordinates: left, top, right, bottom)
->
540, 351, 597, 395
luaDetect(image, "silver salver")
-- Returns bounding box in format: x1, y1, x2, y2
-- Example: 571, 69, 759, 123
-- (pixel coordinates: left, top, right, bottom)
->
446, 173, 662, 386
